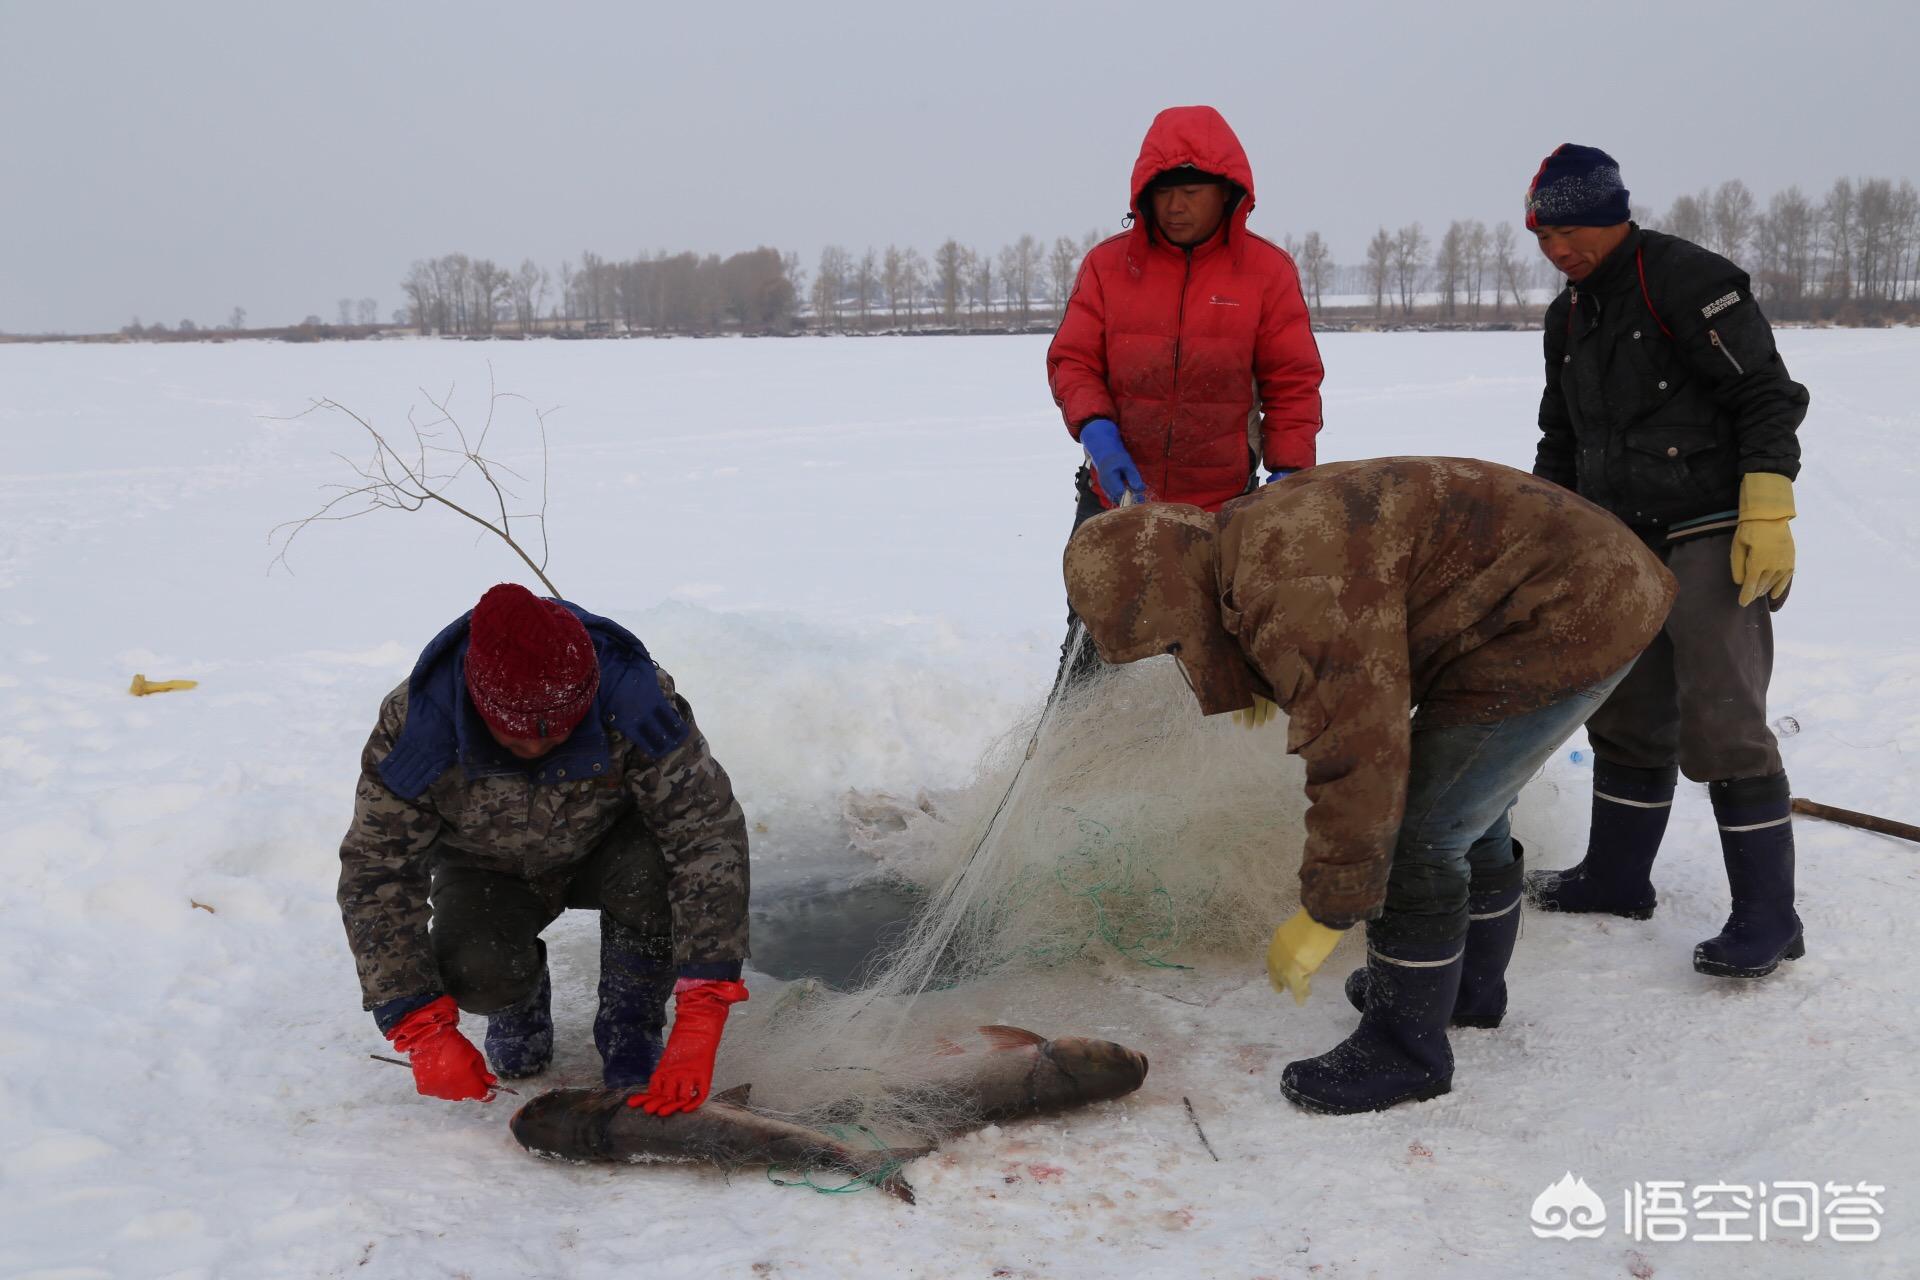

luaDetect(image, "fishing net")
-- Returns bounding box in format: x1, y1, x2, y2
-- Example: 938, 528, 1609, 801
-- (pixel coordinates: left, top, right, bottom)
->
718, 644, 1317, 1138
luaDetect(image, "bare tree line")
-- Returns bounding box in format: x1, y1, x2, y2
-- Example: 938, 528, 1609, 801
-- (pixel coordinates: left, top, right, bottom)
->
1349, 174, 1920, 326
1661, 176, 1920, 315
808, 232, 1108, 332
1350, 220, 1553, 323
75, 171, 1917, 343
393, 248, 800, 338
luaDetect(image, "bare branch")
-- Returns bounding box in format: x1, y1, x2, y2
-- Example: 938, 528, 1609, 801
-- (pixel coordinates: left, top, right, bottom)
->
267, 383, 562, 594
421, 381, 519, 556
532, 402, 555, 573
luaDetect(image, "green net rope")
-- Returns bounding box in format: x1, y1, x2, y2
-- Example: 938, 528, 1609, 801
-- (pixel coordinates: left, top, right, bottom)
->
765, 1123, 901, 1197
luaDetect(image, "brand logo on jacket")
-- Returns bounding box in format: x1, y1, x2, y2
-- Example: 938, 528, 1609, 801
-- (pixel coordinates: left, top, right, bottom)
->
1208, 295, 1241, 307
1701, 291, 1742, 319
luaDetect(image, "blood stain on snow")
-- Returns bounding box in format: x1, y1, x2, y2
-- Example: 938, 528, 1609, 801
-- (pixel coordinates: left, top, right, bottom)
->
1027, 1163, 1067, 1183
1407, 1140, 1433, 1161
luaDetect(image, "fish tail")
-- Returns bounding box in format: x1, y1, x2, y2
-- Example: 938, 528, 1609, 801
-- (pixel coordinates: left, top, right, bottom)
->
875, 1166, 919, 1205
853, 1145, 932, 1205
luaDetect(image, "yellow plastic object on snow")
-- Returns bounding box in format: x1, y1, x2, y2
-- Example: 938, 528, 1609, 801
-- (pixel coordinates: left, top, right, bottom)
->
1267, 909, 1346, 1006
1230, 694, 1279, 730
129, 674, 198, 696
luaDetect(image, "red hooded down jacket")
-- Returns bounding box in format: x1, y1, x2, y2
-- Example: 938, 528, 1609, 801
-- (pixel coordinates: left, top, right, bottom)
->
1047, 106, 1324, 511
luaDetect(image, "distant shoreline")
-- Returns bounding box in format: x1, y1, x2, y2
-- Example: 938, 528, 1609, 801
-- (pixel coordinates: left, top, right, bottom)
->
7, 314, 1915, 345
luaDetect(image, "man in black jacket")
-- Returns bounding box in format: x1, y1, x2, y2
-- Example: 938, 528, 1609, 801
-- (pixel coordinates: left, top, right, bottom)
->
1520, 144, 1809, 980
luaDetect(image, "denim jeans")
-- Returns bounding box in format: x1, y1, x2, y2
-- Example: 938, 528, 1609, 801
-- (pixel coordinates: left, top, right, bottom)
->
1379, 662, 1634, 942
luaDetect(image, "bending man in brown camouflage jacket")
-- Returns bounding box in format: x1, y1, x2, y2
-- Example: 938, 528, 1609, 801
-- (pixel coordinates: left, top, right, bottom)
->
338, 583, 750, 1112
1064, 457, 1674, 1115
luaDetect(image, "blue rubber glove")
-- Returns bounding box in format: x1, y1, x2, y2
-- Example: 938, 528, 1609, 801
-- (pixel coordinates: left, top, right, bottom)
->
1263, 469, 1297, 485
1079, 418, 1145, 505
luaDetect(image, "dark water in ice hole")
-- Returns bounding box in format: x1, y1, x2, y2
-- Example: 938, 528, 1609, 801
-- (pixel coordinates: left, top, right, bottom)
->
748, 873, 929, 990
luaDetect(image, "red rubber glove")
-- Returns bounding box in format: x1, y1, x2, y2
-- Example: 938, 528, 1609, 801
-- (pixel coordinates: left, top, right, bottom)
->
628, 979, 749, 1115
388, 996, 497, 1102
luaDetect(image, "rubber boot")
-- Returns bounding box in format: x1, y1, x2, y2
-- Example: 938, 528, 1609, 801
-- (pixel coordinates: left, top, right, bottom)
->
1344, 846, 1525, 1028
1694, 773, 1805, 978
484, 962, 554, 1080
1283, 931, 1463, 1115
1526, 761, 1674, 919
596, 917, 674, 1089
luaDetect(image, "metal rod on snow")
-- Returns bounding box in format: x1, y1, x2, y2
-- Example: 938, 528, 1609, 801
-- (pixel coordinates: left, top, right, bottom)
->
369, 1052, 519, 1095
1791, 797, 1920, 844
1183, 1096, 1221, 1162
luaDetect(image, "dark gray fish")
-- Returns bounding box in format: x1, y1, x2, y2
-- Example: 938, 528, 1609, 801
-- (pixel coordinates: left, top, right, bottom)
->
509, 1084, 928, 1204
910, 1025, 1151, 1128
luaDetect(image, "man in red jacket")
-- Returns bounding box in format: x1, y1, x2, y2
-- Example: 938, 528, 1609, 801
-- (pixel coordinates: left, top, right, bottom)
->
1047, 105, 1324, 685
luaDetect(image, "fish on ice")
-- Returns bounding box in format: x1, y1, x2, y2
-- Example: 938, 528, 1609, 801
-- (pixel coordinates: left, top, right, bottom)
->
509, 1083, 929, 1203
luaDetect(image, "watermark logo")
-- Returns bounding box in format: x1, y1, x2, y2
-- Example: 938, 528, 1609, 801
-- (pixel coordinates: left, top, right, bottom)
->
1529, 1175, 1885, 1244
1531, 1172, 1608, 1240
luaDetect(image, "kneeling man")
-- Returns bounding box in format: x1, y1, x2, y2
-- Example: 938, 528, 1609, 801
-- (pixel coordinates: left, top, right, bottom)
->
338, 583, 750, 1114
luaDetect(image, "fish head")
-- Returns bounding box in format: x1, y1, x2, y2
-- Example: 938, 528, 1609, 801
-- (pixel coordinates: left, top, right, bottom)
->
1039, 1035, 1150, 1103
508, 1086, 628, 1159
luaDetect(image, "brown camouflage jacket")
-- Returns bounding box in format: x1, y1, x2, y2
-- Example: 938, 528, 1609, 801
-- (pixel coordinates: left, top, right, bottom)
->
1064, 457, 1676, 924
337, 666, 749, 1009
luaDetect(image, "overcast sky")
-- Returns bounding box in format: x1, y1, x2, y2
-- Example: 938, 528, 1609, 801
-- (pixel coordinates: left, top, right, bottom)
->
3, 0, 1914, 333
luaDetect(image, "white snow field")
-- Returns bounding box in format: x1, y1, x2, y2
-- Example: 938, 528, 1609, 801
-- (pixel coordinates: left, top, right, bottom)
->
2, 329, 1917, 1279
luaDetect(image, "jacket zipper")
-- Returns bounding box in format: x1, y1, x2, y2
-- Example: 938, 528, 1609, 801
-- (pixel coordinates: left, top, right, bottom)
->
1707, 329, 1745, 376
1167, 250, 1192, 461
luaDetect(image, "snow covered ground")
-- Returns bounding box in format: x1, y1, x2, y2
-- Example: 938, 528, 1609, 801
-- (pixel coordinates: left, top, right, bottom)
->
3, 329, 1917, 1278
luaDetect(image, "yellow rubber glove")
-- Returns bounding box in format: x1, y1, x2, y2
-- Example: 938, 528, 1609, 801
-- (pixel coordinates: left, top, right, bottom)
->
1231, 694, 1279, 730
1266, 909, 1347, 1005
1730, 472, 1795, 607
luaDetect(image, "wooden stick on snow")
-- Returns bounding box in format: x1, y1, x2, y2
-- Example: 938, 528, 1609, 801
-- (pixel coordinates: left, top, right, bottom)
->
1791, 797, 1920, 844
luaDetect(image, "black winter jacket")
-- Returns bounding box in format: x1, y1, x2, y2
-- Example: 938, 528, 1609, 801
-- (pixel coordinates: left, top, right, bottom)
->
1534, 226, 1807, 537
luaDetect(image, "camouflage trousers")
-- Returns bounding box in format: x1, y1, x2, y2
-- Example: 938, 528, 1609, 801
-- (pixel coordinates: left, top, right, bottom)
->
428, 812, 674, 1015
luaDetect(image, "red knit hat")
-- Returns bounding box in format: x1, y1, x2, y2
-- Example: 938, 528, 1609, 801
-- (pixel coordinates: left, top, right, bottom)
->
464, 583, 600, 740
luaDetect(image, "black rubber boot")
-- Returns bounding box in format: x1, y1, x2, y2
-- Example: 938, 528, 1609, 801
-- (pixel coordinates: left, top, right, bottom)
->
1453, 850, 1524, 1028
1284, 931, 1463, 1115
1347, 846, 1525, 1029
484, 963, 554, 1080
596, 918, 674, 1089
1527, 761, 1675, 919
1694, 773, 1805, 978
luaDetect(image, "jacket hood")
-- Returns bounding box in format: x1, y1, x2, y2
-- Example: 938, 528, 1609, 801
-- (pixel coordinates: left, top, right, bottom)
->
1063, 503, 1259, 715
1129, 106, 1257, 225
